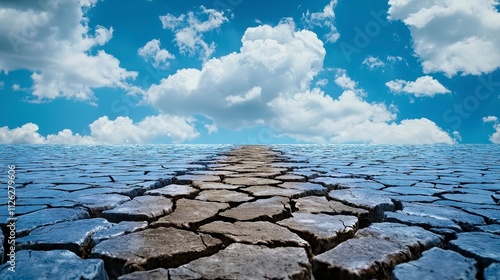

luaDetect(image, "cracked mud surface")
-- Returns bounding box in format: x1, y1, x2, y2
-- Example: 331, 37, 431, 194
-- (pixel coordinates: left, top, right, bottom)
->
1, 145, 499, 279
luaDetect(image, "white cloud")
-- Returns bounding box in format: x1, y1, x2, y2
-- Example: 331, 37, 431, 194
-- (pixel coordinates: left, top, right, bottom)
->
144, 22, 453, 144
483, 116, 499, 123
483, 116, 500, 144
302, 0, 340, 43
12, 84, 20, 91
204, 123, 218, 135
160, 6, 228, 61
0, 123, 45, 144
362, 56, 386, 70
334, 69, 358, 91
269, 88, 454, 144
0, 1, 138, 101
388, 0, 500, 77
45, 129, 95, 144
316, 79, 328, 87
138, 39, 175, 69
145, 20, 326, 129
386, 76, 451, 97
0, 115, 199, 144
387, 55, 403, 63
89, 115, 199, 144
225, 86, 262, 106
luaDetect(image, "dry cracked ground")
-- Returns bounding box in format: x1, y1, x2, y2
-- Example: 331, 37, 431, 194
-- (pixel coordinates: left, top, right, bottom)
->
1, 145, 500, 279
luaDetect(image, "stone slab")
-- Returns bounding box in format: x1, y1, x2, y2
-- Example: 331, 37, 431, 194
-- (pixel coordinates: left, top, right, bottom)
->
169, 243, 311, 280
312, 223, 443, 279
219, 196, 291, 222
223, 177, 282, 186
329, 189, 395, 222
145, 184, 198, 199
242, 185, 305, 198
91, 227, 222, 277
16, 207, 89, 237
199, 221, 309, 249
17, 218, 112, 257
278, 213, 358, 254
484, 263, 500, 280
0, 250, 108, 279
392, 247, 477, 280
92, 221, 148, 245
449, 232, 500, 267
101, 196, 173, 223
153, 199, 229, 229
118, 268, 170, 280
196, 190, 253, 203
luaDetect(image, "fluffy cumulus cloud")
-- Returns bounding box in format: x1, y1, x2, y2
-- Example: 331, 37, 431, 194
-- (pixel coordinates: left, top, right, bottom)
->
362, 56, 386, 70
386, 76, 451, 97
0, 115, 199, 144
138, 39, 175, 69
160, 6, 228, 61
302, 0, 340, 43
89, 115, 199, 144
145, 21, 454, 144
145, 20, 326, 129
0, 0, 137, 101
388, 0, 500, 77
483, 116, 500, 143
334, 69, 358, 91
269, 87, 453, 144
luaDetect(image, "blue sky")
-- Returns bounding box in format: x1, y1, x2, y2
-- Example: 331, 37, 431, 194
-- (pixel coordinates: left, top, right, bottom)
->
1, 0, 499, 144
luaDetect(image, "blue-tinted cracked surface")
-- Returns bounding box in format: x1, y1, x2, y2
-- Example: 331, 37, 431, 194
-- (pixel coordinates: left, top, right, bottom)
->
0, 144, 498, 279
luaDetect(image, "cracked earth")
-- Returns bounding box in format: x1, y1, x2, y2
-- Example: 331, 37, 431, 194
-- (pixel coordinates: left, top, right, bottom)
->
1, 145, 499, 279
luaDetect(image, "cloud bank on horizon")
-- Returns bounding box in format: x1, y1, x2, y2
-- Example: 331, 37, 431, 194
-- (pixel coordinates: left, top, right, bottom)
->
1, 0, 499, 144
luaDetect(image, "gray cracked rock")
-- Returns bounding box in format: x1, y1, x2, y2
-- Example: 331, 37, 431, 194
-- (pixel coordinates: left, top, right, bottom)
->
191, 181, 242, 190
145, 184, 198, 199
91, 227, 222, 277
101, 196, 173, 223
92, 221, 148, 245
223, 177, 282, 186
474, 224, 500, 235
278, 213, 358, 255
484, 263, 500, 280
385, 211, 462, 232
66, 193, 131, 216
175, 174, 220, 184
463, 208, 500, 224
17, 218, 112, 257
0, 250, 108, 279
242, 185, 306, 198
312, 223, 443, 279
401, 202, 485, 230
449, 232, 500, 267
199, 221, 309, 250
169, 243, 311, 280
328, 189, 395, 222
118, 268, 170, 280
196, 189, 253, 203
392, 247, 477, 280
152, 199, 229, 229
16, 207, 89, 237
293, 196, 370, 226
278, 182, 327, 196
219, 196, 291, 222
275, 174, 307, 182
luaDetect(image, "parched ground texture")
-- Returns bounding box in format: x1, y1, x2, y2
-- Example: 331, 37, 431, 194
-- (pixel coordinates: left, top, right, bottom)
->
0, 145, 499, 279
